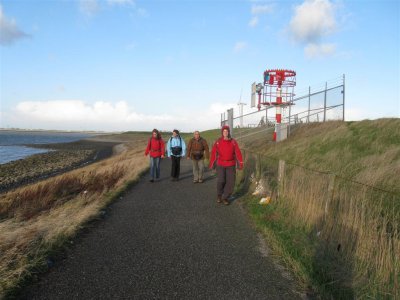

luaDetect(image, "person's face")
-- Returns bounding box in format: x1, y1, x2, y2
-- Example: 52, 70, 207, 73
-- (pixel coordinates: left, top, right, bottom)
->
194, 132, 200, 139
172, 131, 177, 137
152, 132, 157, 138
223, 129, 229, 138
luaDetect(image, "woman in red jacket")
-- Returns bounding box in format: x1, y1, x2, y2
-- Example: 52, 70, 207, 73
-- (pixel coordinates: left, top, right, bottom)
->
145, 129, 165, 182
209, 125, 243, 205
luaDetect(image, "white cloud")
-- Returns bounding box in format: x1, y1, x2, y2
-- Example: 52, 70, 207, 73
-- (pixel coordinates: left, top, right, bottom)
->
248, 16, 259, 28
249, 4, 273, 28
289, 0, 336, 43
251, 4, 273, 15
288, 0, 339, 59
79, 0, 147, 18
0, 4, 29, 46
304, 43, 336, 58
107, 0, 134, 5
10, 100, 236, 131
233, 41, 247, 53
79, 0, 100, 16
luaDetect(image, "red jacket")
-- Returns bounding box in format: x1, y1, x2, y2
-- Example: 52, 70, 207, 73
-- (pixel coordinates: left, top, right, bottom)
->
209, 137, 243, 169
145, 137, 165, 158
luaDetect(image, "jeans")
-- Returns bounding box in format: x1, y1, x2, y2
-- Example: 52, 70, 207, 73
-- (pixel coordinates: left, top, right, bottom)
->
150, 157, 161, 179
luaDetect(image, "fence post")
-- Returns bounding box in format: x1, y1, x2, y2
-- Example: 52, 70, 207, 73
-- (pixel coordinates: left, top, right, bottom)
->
256, 153, 262, 179
278, 160, 285, 199
324, 174, 336, 220
307, 86, 311, 123
342, 74, 345, 121
288, 100, 292, 137
323, 81, 327, 122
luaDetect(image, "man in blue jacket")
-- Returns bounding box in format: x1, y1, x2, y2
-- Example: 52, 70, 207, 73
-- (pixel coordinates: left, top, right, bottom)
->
167, 129, 186, 181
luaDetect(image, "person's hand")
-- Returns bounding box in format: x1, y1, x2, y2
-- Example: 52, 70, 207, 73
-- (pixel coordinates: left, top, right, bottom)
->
161, 155, 165, 159
238, 162, 244, 170
186, 157, 190, 160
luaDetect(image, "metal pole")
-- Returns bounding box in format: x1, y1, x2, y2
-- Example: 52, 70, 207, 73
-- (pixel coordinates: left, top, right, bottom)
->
343, 74, 345, 121
288, 100, 292, 137
228, 108, 234, 136
323, 81, 327, 122
307, 86, 311, 123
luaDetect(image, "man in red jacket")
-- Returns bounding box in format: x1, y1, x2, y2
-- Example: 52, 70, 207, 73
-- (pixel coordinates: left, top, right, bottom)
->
145, 129, 165, 182
209, 125, 243, 205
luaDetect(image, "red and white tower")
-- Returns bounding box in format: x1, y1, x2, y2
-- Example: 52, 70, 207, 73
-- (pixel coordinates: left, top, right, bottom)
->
257, 69, 296, 141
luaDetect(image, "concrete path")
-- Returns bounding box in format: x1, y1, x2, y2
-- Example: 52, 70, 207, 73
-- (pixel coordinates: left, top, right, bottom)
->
19, 159, 303, 299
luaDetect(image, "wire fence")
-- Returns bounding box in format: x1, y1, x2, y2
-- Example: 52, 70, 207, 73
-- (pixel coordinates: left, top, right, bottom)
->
239, 148, 399, 298
221, 75, 345, 141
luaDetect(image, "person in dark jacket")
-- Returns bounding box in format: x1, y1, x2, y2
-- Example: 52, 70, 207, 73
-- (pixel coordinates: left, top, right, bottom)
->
209, 125, 243, 205
186, 131, 209, 183
167, 129, 186, 181
145, 129, 165, 182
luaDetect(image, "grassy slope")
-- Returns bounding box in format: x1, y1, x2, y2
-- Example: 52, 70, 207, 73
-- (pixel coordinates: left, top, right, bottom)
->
203, 119, 400, 299
240, 119, 400, 194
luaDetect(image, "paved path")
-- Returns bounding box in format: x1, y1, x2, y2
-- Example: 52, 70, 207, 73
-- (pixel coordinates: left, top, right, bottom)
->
20, 159, 302, 299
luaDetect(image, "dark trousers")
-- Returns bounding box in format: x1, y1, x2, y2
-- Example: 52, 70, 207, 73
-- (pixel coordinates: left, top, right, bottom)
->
217, 165, 236, 200
171, 156, 181, 179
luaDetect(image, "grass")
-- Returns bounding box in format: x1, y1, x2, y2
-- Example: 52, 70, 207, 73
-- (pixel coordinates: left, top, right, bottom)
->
232, 119, 400, 299
2, 122, 397, 298
242, 194, 358, 299
239, 119, 400, 193
0, 133, 149, 298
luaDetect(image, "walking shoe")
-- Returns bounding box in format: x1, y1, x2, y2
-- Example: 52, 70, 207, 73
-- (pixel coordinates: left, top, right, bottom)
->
149, 179, 154, 183
193, 179, 198, 183
198, 179, 203, 183
217, 195, 222, 203
222, 198, 230, 205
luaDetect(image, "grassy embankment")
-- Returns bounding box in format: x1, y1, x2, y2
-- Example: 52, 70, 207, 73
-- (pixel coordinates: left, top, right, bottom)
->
0, 132, 150, 298
230, 119, 399, 299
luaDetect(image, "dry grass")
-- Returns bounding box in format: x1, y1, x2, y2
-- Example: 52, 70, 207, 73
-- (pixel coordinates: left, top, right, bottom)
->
238, 119, 400, 298
241, 119, 400, 193
279, 164, 399, 297
0, 135, 149, 298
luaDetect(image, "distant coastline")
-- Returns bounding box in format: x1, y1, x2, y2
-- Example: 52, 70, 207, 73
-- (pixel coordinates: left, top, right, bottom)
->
0, 128, 117, 134
0, 139, 119, 193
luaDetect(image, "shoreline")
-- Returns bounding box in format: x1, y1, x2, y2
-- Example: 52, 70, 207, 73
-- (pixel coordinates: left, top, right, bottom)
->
0, 139, 120, 194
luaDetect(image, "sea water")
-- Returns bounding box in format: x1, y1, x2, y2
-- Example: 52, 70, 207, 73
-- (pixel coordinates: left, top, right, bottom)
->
0, 131, 92, 164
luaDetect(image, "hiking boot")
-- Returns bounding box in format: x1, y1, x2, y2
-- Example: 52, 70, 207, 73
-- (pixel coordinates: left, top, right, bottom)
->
217, 195, 222, 203
222, 198, 230, 205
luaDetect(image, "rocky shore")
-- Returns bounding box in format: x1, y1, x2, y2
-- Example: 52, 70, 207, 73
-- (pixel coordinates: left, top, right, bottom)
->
0, 140, 119, 193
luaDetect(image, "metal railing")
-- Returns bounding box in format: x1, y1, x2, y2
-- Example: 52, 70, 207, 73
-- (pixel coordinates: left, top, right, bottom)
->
221, 75, 345, 141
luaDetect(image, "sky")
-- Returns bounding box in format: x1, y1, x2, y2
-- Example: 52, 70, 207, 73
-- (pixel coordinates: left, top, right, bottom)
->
0, 0, 399, 132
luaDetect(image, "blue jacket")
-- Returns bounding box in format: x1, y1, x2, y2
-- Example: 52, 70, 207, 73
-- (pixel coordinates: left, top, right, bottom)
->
167, 136, 186, 157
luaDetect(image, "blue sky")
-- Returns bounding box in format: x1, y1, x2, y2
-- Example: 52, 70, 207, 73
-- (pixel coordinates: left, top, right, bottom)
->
0, 0, 399, 131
